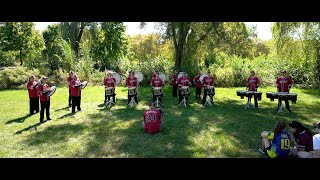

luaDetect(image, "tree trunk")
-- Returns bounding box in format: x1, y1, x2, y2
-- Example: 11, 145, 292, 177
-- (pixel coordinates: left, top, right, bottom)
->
75, 25, 85, 57
317, 48, 320, 82
19, 49, 23, 66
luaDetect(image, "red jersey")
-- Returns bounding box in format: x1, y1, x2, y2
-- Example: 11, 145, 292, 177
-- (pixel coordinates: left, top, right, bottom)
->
247, 76, 260, 91
296, 130, 314, 152
27, 81, 38, 98
151, 77, 163, 87
177, 77, 191, 87
144, 109, 162, 134
70, 79, 81, 97
193, 75, 202, 88
202, 76, 214, 87
37, 84, 50, 102
126, 76, 138, 87
104, 77, 116, 88
171, 73, 178, 86
276, 76, 292, 92
151, 73, 156, 81
67, 76, 72, 90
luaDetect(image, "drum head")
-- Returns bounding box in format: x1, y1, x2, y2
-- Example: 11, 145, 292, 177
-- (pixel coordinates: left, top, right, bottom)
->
159, 72, 166, 82
134, 71, 144, 82
47, 86, 56, 97
81, 81, 88, 90
200, 74, 207, 82
111, 72, 121, 85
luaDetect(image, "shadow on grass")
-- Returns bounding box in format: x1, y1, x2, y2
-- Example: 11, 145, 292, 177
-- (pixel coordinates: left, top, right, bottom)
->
54, 106, 70, 112
6, 114, 33, 124
57, 112, 75, 119
15, 122, 43, 134
301, 89, 320, 98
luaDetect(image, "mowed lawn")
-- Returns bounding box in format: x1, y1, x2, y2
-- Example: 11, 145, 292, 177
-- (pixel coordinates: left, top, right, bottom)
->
0, 85, 319, 158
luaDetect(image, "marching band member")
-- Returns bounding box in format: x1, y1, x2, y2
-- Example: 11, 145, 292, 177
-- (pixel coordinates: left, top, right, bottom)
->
67, 70, 74, 107
151, 70, 157, 82
151, 71, 164, 104
171, 70, 179, 97
201, 70, 215, 105
37, 76, 51, 123
193, 71, 202, 99
177, 71, 191, 105
276, 70, 293, 112
104, 72, 116, 104
70, 74, 82, 113
27, 75, 39, 115
125, 70, 139, 105
247, 70, 260, 108
143, 102, 163, 134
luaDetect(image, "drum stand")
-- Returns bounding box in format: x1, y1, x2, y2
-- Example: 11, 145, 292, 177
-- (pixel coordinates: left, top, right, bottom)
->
128, 94, 138, 107
245, 97, 254, 109
179, 94, 188, 107
277, 99, 289, 113
204, 95, 214, 107
154, 95, 162, 108
106, 94, 116, 108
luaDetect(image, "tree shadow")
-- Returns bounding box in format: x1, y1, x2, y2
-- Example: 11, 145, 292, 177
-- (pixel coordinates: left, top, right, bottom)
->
301, 89, 320, 99
5, 114, 33, 124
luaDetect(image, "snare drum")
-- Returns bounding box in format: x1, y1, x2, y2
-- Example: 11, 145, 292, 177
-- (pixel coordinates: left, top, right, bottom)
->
128, 87, 138, 95
153, 87, 163, 96
206, 86, 215, 95
105, 87, 115, 96
236, 90, 247, 99
181, 86, 190, 95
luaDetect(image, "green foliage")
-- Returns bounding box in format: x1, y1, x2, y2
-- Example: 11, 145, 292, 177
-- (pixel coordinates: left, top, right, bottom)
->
75, 40, 93, 81
0, 66, 39, 90
0, 51, 17, 67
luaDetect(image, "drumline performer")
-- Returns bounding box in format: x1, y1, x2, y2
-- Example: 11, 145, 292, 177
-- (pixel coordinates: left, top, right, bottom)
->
27, 75, 39, 115
201, 70, 215, 105
67, 70, 74, 107
193, 71, 202, 99
177, 71, 191, 105
70, 74, 82, 113
247, 70, 260, 108
126, 70, 139, 105
276, 70, 293, 112
37, 76, 52, 123
150, 71, 164, 105
143, 102, 163, 134
171, 70, 179, 97
104, 72, 116, 104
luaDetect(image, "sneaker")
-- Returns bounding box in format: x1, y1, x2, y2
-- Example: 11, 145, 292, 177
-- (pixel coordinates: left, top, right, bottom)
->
258, 148, 265, 154
47, 118, 52, 120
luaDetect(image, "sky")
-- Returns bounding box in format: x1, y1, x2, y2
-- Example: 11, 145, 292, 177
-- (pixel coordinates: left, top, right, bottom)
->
34, 22, 273, 40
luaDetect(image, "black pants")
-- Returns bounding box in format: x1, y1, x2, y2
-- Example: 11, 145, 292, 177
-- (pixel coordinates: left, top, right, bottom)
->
202, 89, 214, 105
195, 87, 201, 99
248, 97, 258, 108
69, 89, 72, 107
278, 97, 291, 111
128, 93, 138, 105
72, 96, 81, 113
29, 97, 39, 114
173, 85, 178, 97
178, 89, 189, 104
40, 101, 50, 122
153, 91, 163, 104
106, 93, 116, 103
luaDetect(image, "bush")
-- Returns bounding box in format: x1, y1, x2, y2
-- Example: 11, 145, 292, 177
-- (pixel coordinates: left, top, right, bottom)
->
0, 51, 17, 67
0, 66, 39, 90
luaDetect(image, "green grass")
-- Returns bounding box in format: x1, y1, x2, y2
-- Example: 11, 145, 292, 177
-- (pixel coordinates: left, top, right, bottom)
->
0, 85, 319, 158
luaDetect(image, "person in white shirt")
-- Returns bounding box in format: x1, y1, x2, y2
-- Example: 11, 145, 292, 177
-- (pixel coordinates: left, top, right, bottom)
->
312, 121, 320, 158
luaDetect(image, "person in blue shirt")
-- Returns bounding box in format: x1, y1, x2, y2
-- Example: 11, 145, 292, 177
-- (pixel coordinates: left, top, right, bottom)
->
259, 121, 291, 158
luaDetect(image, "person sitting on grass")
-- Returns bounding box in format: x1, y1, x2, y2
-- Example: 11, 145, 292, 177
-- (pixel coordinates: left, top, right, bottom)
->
259, 121, 291, 158
143, 102, 163, 134
288, 120, 314, 158
312, 121, 320, 158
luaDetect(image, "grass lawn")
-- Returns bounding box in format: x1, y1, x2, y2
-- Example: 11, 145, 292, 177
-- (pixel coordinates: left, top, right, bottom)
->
0, 85, 319, 158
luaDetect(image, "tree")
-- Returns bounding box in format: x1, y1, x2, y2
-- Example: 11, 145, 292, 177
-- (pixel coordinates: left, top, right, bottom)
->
0, 22, 44, 66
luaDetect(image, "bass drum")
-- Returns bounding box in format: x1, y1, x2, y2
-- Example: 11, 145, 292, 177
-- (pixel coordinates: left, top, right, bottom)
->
159, 72, 166, 82
111, 72, 121, 85
134, 71, 144, 82
199, 74, 207, 83
47, 86, 56, 97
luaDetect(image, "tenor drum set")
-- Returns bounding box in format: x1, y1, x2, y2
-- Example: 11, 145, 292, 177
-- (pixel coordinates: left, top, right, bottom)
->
236, 90, 262, 109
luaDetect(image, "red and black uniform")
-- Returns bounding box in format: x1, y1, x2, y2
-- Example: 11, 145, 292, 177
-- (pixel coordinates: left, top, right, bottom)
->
27, 81, 39, 114
177, 76, 191, 104
247, 76, 260, 108
151, 73, 156, 82
276, 76, 293, 112
151, 77, 163, 103
37, 84, 51, 122
104, 76, 116, 103
67, 76, 72, 107
143, 109, 162, 134
171, 72, 178, 97
126, 76, 139, 105
70, 79, 82, 113
193, 75, 202, 99
202, 76, 215, 105
295, 130, 314, 152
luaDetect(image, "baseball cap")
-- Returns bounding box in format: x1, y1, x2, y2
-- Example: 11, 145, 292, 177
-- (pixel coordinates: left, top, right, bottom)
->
313, 121, 320, 128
